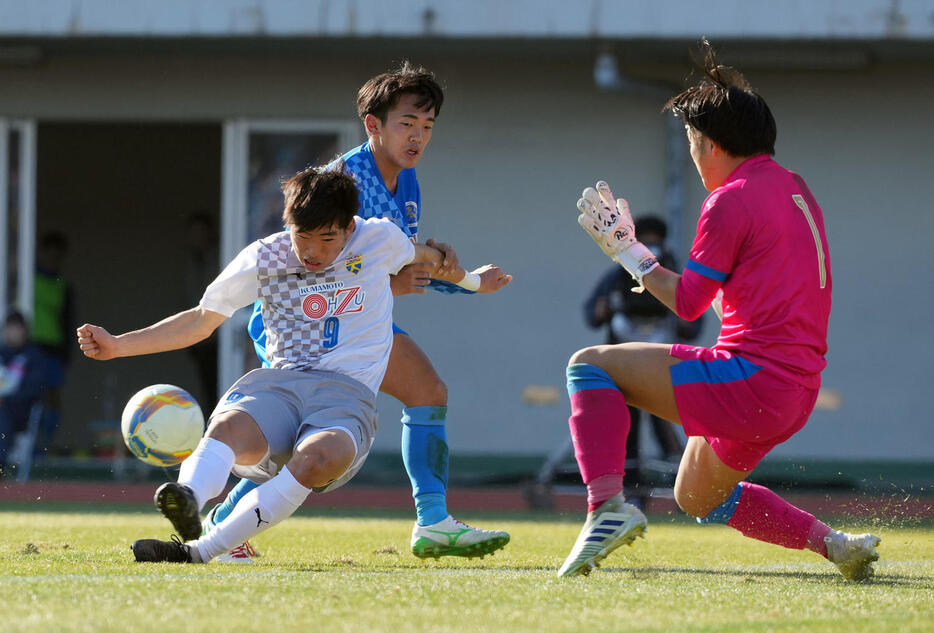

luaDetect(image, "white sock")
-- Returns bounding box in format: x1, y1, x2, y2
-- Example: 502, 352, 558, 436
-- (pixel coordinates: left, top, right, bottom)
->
194, 466, 311, 562
185, 542, 204, 563
177, 437, 236, 510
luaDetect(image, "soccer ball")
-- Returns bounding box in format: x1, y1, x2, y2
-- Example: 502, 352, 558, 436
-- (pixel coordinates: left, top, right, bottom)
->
121, 384, 204, 467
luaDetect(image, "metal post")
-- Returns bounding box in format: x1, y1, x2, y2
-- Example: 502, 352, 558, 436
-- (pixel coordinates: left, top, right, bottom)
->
218, 119, 248, 398
16, 120, 36, 322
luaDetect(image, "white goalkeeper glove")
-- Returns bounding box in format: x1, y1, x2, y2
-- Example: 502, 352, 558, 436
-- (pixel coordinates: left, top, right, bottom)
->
576, 180, 659, 292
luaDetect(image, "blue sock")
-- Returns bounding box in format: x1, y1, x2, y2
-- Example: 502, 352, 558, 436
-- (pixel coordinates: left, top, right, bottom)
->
401, 406, 449, 526
696, 483, 743, 524
212, 478, 260, 525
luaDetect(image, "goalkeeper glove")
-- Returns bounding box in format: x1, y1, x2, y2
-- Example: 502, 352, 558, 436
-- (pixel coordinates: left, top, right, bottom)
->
576, 180, 659, 292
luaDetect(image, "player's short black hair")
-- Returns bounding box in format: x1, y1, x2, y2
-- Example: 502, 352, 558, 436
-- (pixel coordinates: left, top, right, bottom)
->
281, 163, 359, 233
356, 61, 444, 123
663, 39, 776, 157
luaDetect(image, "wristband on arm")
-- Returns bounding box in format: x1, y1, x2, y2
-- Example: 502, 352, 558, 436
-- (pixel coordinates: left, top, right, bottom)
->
456, 271, 482, 292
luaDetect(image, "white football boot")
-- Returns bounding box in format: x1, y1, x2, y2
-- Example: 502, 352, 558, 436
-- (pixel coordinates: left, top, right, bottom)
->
411, 515, 510, 559
214, 540, 258, 564
825, 531, 881, 582
201, 504, 260, 563
558, 493, 647, 577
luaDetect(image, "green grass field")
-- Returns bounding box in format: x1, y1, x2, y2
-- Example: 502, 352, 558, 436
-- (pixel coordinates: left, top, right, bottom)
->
2, 504, 932, 633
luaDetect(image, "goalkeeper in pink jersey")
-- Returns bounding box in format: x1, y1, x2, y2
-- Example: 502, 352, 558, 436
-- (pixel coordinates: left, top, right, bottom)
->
558, 40, 880, 581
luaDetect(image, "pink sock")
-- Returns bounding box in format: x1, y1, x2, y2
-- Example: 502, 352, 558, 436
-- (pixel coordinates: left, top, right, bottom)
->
806, 520, 833, 558
726, 482, 818, 550
568, 388, 629, 512
587, 474, 623, 511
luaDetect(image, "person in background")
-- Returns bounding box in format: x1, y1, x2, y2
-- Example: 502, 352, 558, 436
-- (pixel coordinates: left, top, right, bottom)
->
0, 311, 48, 476
31, 231, 75, 457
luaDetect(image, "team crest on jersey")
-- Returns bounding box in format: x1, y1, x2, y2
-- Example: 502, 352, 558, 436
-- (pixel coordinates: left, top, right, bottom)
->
405, 201, 418, 225
345, 253, 363, 275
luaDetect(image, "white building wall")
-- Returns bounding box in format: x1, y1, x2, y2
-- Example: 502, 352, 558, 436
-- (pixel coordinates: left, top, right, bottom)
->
1, 0, 932, 460
390, 59, 934, 461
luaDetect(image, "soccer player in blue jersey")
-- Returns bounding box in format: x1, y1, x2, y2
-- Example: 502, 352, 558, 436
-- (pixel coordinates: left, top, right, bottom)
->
205, 63, 513, 562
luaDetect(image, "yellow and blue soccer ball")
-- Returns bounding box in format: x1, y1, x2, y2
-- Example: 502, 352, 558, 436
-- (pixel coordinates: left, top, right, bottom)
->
120, 384, 205, 467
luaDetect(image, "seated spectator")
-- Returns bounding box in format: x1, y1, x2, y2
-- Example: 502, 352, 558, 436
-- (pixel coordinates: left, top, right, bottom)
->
0, 311, 48, 476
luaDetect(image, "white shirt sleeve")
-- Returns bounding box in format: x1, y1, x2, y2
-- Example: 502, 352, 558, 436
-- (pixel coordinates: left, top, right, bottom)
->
199, 241, 262, 317
382, 221, 416, 275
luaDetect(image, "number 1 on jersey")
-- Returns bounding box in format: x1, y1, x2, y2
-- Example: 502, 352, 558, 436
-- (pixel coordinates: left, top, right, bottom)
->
792, 194, 827, 289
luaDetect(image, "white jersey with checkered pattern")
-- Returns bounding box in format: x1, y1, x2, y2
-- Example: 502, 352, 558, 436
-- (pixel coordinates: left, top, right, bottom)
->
200, 216, 415, 393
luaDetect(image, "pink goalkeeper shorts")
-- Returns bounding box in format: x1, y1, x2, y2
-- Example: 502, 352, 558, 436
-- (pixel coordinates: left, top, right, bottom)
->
669, 344, 820, 471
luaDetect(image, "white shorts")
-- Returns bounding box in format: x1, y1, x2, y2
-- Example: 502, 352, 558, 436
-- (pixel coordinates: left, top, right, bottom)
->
210, 367, 378, 493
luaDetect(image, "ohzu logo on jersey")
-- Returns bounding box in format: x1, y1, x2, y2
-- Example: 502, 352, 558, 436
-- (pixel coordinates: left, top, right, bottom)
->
302, 286, 364, 320
345, 253, 363, 275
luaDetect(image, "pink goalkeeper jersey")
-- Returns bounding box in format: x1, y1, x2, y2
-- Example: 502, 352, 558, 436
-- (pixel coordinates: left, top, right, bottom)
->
675, 155, 832, 388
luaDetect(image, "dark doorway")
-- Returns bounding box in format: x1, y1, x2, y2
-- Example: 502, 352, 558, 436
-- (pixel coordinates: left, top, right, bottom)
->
36, 122, 221, 457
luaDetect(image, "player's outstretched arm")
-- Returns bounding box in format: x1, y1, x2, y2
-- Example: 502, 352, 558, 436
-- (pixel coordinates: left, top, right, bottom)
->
574, 181, 723, 321
76, 306, 227, 361
413, 244, 512, 294
466, 264, 512, 294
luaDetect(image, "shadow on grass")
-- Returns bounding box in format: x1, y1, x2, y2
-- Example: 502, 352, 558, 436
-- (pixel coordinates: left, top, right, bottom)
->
0, 500, 584, 523
597, 565, 933, 588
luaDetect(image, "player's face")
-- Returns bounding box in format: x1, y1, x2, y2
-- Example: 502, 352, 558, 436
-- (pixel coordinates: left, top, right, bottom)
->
289, 222, 354, 272
367, 93, 435, 171
686, 125, 717, 191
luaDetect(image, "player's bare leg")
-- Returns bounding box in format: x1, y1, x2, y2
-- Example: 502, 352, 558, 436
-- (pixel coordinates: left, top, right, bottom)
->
136, 410, 270, 561
674, 437, 749, 518
195, 411, 271, 561
381, 332, 510, 559
558, 343, 676, 576
380, 332, 447, 407
153, 410, 268, 541
135, 429, 355, 564
574, 343, 683, 422
682, 437, 880, 581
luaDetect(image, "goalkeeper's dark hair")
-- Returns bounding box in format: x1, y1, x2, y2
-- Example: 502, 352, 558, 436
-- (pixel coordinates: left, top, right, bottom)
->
357, 61, 444, 123
663, 39, 776, 157
281, 163, 360, 233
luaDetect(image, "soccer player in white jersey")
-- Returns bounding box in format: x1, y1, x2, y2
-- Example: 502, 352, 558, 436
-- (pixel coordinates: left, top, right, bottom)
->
208, 63, 513, 562
76, 166, 507, 563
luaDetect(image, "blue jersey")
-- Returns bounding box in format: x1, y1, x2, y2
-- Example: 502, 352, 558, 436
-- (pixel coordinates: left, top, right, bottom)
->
333, 143, 470, 295
336, 142, 421, 238
250, 141, 469, 363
